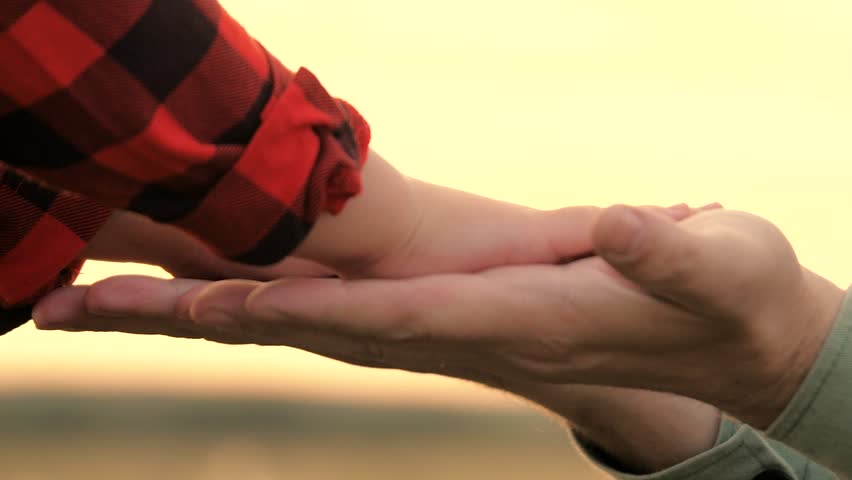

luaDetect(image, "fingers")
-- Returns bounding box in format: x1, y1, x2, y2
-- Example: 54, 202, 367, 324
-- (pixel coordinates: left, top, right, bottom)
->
188, 280, 270, 339
545, 203, 718, 266
538, 206, 602, 262
188, 278, 490, 373
196, 256, 338, 282
33, 276, 210, 337
270, 257, 338, 278
31, 286, 92, 328
32, 274, 483, 377
83, 211, 338, 282
592, 205, 751, 315
657, 202, 723, 221
86, 276, 209, 318
241, 272, 534, 343
656, 203, 691, 220
236, 262, 701, 387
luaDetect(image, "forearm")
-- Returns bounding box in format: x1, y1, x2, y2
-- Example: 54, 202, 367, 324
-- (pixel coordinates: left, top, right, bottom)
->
293, 148, 560, 278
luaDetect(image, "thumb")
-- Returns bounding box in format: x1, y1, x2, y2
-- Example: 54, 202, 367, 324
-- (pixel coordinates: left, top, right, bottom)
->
592, 205, 742, 316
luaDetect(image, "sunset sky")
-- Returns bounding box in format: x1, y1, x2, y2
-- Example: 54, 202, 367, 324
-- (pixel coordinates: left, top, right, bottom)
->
3, 0, 851, 409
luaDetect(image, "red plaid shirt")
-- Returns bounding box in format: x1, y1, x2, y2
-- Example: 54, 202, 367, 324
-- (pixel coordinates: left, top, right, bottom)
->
0, 0, 371, 334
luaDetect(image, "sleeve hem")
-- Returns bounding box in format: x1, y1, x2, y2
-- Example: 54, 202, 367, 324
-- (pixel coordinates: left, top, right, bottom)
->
0, 172, 111, 334
202, 67, 370, 265
572, 420, 799, 480
0, 257, 87, 335
766, 286, 852, 474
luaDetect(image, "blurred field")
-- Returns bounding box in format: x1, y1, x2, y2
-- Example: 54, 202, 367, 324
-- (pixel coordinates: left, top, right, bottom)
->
0, 394, 605, 480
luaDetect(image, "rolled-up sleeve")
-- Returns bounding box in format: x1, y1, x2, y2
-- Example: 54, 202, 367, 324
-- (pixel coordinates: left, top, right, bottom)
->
0, 0, 370, 266
766, 287, 852, 477
574, 418, 836, 480
0, 164, 110, 334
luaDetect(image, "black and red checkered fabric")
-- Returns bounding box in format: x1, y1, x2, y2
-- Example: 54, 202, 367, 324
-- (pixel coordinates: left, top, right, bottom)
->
0, 0, 371, 332
0, 165, 111, 333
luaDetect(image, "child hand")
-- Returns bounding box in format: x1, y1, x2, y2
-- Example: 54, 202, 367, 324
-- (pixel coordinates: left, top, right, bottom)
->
83, 211, 335, 281
292, 150, 707, 279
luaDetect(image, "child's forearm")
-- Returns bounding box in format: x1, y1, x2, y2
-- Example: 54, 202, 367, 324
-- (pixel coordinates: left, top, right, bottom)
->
292, 149, 556, 279
291, 150, 425, 273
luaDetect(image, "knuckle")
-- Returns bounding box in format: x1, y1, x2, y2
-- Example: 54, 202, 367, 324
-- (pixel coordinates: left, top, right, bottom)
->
506, 341, 601, 383
380, 283, 441, 343
85, 277, 136, 314
385, 320, 425, 342
641, 241, 702, 287
83, 284, 112, 312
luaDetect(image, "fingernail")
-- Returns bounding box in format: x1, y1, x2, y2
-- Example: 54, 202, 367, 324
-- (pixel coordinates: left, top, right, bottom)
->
30, 305, 48, 326
700, 202, 723, 210
667, 203, 689, 213
601, 206, 646, 259
31, 305, 75, 330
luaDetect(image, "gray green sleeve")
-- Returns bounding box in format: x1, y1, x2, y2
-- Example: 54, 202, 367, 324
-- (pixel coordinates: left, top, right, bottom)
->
573, 287, 852, 480
575, 418, 836, 480
766, 287, 852, 477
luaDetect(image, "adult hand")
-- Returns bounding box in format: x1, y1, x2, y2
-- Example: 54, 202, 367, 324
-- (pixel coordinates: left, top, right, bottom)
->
50, 204, 845, 473
33, 275, 724, 474
47, 207, 844, 430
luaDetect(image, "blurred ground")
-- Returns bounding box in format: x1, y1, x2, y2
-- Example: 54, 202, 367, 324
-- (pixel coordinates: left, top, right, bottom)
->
0, 394, 606, 480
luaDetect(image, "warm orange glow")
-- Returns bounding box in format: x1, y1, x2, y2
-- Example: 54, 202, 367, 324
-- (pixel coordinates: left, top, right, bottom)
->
3, 0, 851, 408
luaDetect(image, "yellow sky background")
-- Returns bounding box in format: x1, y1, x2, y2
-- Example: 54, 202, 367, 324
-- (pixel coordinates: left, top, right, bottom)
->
2, 0, 851, 409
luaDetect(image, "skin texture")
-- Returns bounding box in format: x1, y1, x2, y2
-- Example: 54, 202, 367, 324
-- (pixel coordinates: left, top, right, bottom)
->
84, 150, 610, 284
293, 150, 606, 278
82, 210, 335, 281
34, 205, 844, 474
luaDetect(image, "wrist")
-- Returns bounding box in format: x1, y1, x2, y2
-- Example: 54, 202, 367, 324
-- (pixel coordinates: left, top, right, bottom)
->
292, 150, 424, 275
518, 384, 721, 474
733, 268, 845, 429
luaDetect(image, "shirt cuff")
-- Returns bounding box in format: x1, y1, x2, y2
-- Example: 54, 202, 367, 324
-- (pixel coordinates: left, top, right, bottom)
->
767, 286, 852, 475
573, 418, 826, 480
0, 259, 86, 335
0, 170, 111, 334
177, 67, 370, 265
